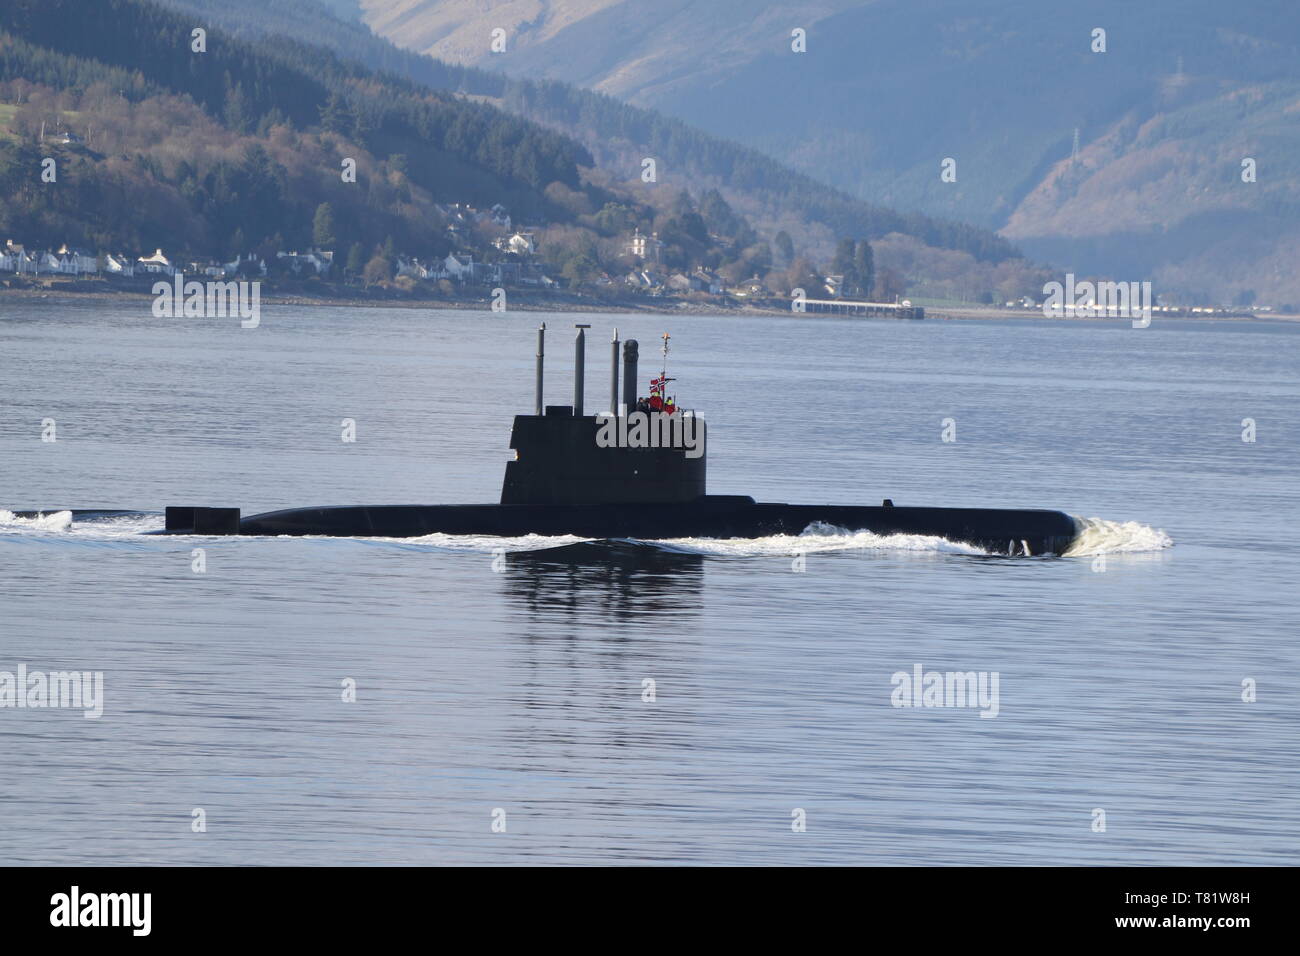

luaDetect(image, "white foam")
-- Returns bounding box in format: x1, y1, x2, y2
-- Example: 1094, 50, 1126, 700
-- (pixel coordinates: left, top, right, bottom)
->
0, 509, 164, 539
1064, 516, 1173, 556
0, 509, 73, 532
333, 532, 592, 553
647, 521, 989, 557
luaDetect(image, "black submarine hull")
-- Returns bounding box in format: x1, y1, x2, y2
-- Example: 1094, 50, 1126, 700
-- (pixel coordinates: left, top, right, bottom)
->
158, 331, 1083, 556
232, 496, 1078, 555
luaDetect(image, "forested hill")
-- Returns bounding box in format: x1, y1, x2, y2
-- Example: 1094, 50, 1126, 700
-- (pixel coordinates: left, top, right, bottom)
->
0, 0, 1045, 303
154, 0, 1020, 266
0, 0, 595, 257
353, 0, 1300, 305
3, 0, 592, 189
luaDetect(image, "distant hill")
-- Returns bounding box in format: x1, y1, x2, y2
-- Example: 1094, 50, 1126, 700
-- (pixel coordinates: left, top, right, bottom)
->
154, 0, 1025, 272
357, 0, 1300, 305
5, 0, 1026, 305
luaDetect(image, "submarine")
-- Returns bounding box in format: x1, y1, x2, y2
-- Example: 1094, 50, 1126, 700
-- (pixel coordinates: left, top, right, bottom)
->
164, 325, 1079, 556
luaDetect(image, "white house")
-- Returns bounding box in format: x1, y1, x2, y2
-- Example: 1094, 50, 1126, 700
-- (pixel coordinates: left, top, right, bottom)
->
10, 249, 37, 274
104, 254, 135, 278
308, 248, 334, 274
136, 248, 175, 275
625, 228, 664, 263
625, 269, 666, 290
57, 244, 98, 275
493, 231, 537, 256
443, 253, 475, 282
0, 249, 12, 272
277, 248, 333, 277
396, 256, 440, 280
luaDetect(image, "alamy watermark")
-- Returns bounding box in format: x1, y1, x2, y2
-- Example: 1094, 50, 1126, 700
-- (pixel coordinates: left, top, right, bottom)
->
890, 664, 999, 718
152, 273, 260, 328
1042, 273, 1152, 328
0, 664, 103, 718
50, 886, 150, 936
595, 412, 705, 459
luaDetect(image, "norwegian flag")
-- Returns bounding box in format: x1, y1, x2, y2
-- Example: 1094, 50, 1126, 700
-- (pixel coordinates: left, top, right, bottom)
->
649, 375, 666, 394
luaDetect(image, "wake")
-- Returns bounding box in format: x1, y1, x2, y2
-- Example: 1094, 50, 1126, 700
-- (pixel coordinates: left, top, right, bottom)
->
1, 509, 1173, 559
1064, 516, 1173, 556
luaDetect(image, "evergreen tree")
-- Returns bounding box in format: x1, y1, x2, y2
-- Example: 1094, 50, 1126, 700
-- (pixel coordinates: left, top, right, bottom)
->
312, 203, 337, 248
855, 240, 875, 298
319, 92, 348, 134
699, 188, 740, 237
222, 80, 250, 134
345, 241, 365, 279
832, 238, 857, 293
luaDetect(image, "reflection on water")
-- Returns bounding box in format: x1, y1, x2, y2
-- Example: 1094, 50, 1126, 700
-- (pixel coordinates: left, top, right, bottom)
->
502, 541, 705, 623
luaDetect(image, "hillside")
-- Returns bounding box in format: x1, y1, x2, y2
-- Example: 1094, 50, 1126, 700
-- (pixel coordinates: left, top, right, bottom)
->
0, 0, 604, 263
1, 0, 809, 302
354, 0, 1300, 305
151, 0, 1031, 295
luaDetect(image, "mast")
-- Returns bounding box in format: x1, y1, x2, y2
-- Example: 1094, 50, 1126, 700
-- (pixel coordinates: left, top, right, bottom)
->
534, 322, 545, 415
573, 324, 589, 417
656, 332, 674, 402
610, 328, 620, 415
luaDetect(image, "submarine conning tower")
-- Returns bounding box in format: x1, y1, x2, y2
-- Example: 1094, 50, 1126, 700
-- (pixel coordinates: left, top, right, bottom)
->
500, 325, 707, 505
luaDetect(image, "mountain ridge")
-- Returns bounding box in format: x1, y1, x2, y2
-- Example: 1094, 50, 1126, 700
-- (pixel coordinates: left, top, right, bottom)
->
360, 0, 1300, 304
154, 0, 1026, 274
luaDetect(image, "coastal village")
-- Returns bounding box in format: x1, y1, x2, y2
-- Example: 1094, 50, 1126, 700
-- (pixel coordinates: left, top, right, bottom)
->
0, 201, 792, 308
0, 218, 1262, 318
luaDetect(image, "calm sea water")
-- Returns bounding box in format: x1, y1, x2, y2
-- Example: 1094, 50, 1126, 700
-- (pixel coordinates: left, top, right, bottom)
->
1, 299, 1296, 866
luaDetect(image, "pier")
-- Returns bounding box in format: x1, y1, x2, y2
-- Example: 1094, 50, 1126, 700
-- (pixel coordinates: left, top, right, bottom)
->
799, 298, 924, 319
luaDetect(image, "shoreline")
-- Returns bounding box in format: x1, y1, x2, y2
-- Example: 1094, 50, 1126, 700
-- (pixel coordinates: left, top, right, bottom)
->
0, 285, 1288, 322
0, 283, 783, 317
